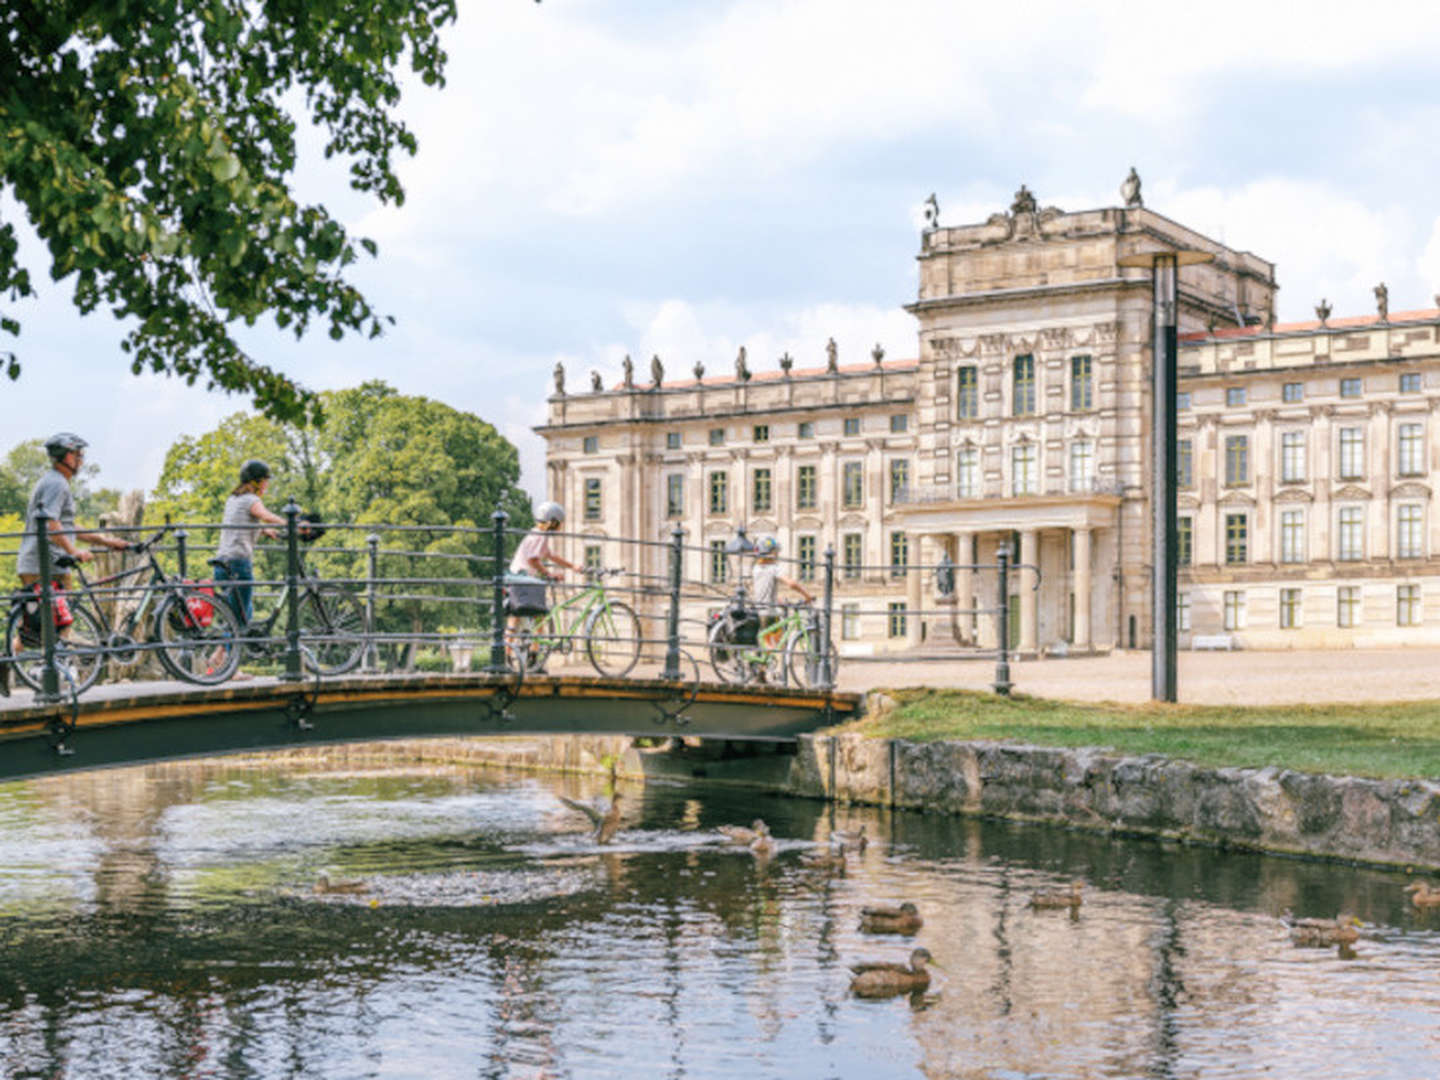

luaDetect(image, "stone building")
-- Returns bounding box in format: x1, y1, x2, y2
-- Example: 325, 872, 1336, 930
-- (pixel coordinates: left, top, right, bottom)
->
537, 178, 1440, 654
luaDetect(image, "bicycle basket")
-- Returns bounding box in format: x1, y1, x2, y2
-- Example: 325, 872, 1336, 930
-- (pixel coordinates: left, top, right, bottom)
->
503, 575, 549, 616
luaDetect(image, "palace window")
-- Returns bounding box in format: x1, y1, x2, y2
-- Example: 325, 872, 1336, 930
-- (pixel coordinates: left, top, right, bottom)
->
842, 533, 863, 580
888, 602, 908, 638
709, 540, 728, 584
584, 478, 602, 521
1398, 423, 1424, 477
752, 467, 772, 513
796, 464, 817, 510
709, 428, 725, 446
956, 447, 979, 498
666, 431, 681, 450
708, 471, 728, 515
798, 421, 815, 439
1177, 391, 1192, 411
1225, 513, 1248, 564
1283, 382, 1304, 403
842, 462, 864, 508
1226, 386, 1246, 407
1337, 585, 1360, 628
753, 424, 769, 443
1280, 588, 1302, 629
841, 603, 860, 640
1071, 355, 1093, 411
584, 545, 602, 572
890, 414, 909, 434
957, 366, 979, 419
1398, 504, 1425, 559
1398, 584, 1422, 627
1178, 592, 1191, 632
1177, 439, 1193, 488
1340, 377, 1362, 399
889, 531, 909, 578
1012, 443, 1037, 496
1223, 590, 1246, 630
1177, 516, 1192, 566
1013, 355, 1036, 416
1280, 509, 1306, 564
666, 474, 684, 518
1280, 431, 1307, 483
1225, 435, 1250, 485
1401, 372, 1422, 394
1338, 427, 1364, 480
583, 436, 598, 454
1069, 440, 1093, 492
797, 535, 816, 582
1337, 506, 1364, 561
889, 459, 910, 504
843, 417, 861, 437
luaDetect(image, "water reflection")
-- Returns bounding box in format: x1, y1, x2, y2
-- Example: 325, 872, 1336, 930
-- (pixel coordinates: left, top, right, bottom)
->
0, 756, 1437, 1078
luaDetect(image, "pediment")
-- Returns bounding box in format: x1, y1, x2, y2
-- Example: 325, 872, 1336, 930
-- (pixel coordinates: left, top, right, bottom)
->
793, 515, 824, 531
1333, 484, 1370, 501
1273, 488, 1314, 503
1178, 494, 1200, 510
749, 518, 777, 534
1390, 481, 1432, 499
1218, 490, 1257, 507
839, 513, 868, 528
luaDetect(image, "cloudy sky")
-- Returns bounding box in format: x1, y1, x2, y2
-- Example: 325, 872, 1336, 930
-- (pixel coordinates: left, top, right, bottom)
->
6, 0, 1440, 502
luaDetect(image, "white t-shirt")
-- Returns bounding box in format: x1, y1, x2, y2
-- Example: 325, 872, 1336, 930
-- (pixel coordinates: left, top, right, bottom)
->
215, 493, 263, 561
509, 529, 552, 576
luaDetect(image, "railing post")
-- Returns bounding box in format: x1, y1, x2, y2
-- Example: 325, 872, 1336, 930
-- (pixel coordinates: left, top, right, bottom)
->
820, 544, 836, 689
279, 498, 303, 682
364, 533, 380, 673
485, 507, 509, 673
33, 514, 61, 704
662, 524, 684, 680
994, 548, 1012, 696
174, 527, 188, 581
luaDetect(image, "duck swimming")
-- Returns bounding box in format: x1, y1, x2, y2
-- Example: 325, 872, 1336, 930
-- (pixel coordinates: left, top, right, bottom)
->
1029, 881, 1084, 911
1287, 914, 1361, 947
1406, 882, 1440, 908
559, 792, 625, 845
717, 819, 770, 845
831, 824, 868, 854
849, 948, 935, 998
800, 842, 848, 874
314, 874, 368, 896
859, 902, 923, 935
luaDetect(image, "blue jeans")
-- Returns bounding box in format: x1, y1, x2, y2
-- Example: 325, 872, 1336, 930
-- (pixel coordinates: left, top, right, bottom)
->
212, 557, 254, 627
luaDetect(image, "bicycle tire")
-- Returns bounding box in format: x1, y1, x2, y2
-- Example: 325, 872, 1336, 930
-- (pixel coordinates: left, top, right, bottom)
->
785, 626, 840, 690
298, 587, 366, 676
584, 600, 641, 678
154, 589, 243, 685
4, 601, 106, 695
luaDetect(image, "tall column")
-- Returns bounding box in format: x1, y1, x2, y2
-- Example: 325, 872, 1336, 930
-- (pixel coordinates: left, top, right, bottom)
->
955, 531, 973, 644
907, 534, 924, 647
1073, 526, 1092, 650
1019, 528, 1039, 654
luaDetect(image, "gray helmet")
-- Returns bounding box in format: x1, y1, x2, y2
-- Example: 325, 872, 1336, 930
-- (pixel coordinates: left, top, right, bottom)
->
755, 536, 780, 557
44, 432, 88, 460
536, 500, 565, 524
239, 459, 272, 484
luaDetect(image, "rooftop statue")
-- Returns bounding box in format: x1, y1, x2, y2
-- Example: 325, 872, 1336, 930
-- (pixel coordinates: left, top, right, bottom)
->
922, 192, 939, 231
693, 359, 705, 382
1375, 282, 1389, 322
552, 361, 565, 396
1316, 299, 1332, 325
736, 345, 750, 382
825, 336, 838, 373
651, 354, 664, 388
1121, 166, 1143, 208
872, 342, 885, 367
622, 354, 634, 389
779, 351, 793, 376
1010, 184, 1037, 216
590, 370, 603, 392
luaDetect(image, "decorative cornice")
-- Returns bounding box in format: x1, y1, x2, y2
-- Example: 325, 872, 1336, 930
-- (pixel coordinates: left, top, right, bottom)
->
1274, 488, 1315, 504
1333, 483, 1371, 501
1391, 481, 1432, 499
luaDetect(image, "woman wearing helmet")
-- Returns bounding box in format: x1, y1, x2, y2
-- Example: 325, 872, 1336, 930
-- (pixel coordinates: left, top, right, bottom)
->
752, 536, 813, 651
212, 460, 285, 629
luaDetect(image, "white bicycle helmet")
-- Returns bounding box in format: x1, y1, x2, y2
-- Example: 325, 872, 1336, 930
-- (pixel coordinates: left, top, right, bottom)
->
755, 536, 780, 556
536, 500, 566, 524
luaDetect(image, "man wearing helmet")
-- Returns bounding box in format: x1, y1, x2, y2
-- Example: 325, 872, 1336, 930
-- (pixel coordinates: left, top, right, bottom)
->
506, 501, 581, 635
16, 433, 129, 590
752, 536, 813, 652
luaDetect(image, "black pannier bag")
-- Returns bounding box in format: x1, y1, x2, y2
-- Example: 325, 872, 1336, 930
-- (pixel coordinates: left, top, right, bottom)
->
503, 574, 550, 616
728, 603, 760, 645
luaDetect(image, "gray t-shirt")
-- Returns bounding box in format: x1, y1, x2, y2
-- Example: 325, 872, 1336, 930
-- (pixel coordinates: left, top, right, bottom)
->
215, 493, 263, 561
16, 470, 76, 575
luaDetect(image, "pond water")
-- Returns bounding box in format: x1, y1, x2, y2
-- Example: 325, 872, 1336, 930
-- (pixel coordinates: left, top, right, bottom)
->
0, 751, 1436, 1079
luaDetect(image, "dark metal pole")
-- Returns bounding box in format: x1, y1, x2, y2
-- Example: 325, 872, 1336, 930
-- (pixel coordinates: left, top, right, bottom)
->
662, 524, 684, 680
820, 544, 836, 689
1152, 255, 1179, 702
34, 514, 61, 703
994, 547, 1012, 696
364, 532, 380, 673
485, 507, 509, 673
279, 498, 303, 682
174, 527, 188, 581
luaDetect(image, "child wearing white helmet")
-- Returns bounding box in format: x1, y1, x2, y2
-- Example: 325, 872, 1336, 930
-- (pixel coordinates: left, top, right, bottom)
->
752, 536, 813, 651
507, 501, 581, 636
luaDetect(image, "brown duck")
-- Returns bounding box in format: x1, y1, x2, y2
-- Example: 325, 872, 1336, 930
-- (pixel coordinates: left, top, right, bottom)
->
717, 819, 770, 845
314, 874, 368, 896
831, 824, 868, 854
1029, 880, 1084, 911
849, 947, 935, 998
560, 792, 625, 845
1406, 882, 1440, 908
859, 902, 923, 935
1287, 914, 1361, 947
800, 842, 848, 874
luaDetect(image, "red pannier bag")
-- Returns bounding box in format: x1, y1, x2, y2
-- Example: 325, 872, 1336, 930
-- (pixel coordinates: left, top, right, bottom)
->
22, 582, 74, 632
184, 580, 217, 628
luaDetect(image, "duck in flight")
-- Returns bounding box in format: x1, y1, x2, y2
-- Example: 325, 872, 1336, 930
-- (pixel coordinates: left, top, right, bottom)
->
559, 792, 625, 845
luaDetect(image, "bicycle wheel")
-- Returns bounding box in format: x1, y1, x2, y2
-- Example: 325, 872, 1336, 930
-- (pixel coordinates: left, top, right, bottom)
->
5, 602, 106, 695
154, 589, 242, 685
708, 617, 747, 685
298, 587, 367, 676
785, 625, 840, 690
584, 600, 641, 678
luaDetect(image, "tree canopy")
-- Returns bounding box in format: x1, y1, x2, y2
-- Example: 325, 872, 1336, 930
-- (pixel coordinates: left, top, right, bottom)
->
0, 0, 457, 423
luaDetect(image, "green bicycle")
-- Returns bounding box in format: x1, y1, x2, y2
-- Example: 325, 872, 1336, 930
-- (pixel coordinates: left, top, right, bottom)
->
508, 568, 642, 678
707, 600, 839, 689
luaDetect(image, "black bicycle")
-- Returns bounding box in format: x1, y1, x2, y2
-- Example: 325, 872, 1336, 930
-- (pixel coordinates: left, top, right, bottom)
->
4, 525, 242, 693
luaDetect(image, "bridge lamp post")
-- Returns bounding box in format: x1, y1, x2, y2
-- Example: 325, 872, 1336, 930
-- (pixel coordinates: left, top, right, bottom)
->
1117, 244, 1213, 703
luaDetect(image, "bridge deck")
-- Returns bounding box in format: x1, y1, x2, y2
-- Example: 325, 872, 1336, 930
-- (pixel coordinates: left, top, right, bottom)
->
0, 673, 862, 783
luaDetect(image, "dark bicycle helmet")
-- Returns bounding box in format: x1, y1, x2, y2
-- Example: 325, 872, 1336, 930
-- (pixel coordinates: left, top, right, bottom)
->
239, 459, 272, 484
44, 432, 88, 460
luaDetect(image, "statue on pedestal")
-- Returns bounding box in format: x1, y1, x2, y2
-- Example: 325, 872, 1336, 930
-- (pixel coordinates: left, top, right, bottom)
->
1120, 167, 1143, 208
1375, 282, 1389, 322
590, 370, 603, 393
825, 337, 838, 373
922, 192, 939, 231
779, 352, 793, 376
622, 354, 634, 389
693, 360, 705, 382
735, 346, 750, 382
651, 354, 664, 388
1010, 184, 1037, 216
552, 361, 565, 396
1315, 299, 1332, 325
872, 343, 885, 367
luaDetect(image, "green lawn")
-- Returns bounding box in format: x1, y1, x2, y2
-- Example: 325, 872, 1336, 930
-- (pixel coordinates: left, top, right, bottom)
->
832, 688, 1440, 780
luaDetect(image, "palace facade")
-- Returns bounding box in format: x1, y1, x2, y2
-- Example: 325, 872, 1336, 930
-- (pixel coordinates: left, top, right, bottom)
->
537, 181, 1440, 654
